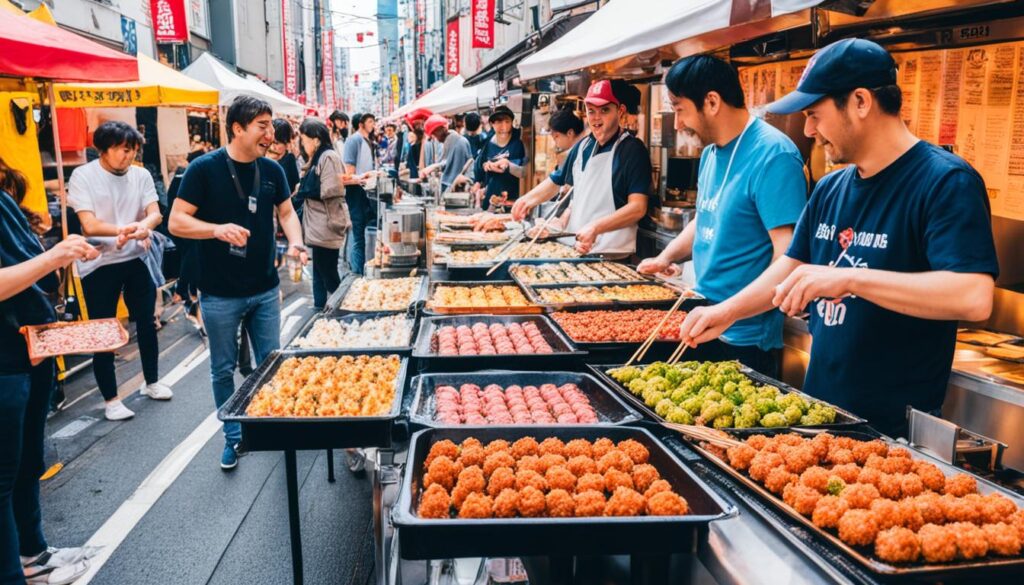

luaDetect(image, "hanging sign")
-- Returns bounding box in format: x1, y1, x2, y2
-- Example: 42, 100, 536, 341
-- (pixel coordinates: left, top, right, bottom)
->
472, 0, 495, 49
150, 0, 188, 43
446, 18, 460, 76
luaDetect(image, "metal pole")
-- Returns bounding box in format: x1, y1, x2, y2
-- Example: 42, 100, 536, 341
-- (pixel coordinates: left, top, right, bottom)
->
47, 83, 68, 240
284, 449, 304, 584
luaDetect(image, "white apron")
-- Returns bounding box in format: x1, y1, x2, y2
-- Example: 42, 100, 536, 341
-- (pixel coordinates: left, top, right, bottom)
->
562, 133, 636, 255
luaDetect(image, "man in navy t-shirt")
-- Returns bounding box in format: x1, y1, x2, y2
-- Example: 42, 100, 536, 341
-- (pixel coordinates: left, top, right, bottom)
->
679, 39, 998, 437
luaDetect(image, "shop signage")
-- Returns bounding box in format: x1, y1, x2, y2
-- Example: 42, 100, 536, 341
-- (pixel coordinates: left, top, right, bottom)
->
282, 0, 298, 99
121, 16, 138, 55
57, 89, 145, 106
391, 74, 400, 109
323, 30, 337, 109
150, 0, 188, 43
471, 0, 495, 49
417, 0, 426, 54
446, 18, 460, 76
189, 0, 209, 38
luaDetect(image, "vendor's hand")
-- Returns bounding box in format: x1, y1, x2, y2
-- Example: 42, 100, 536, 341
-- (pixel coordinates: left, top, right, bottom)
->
772, 264, 852, 317
139, 237, 152, 252
116, 222, 151, 249
637, 257, 681, 278
510, 196, 535, 222
574, 223, 599, 254
493, 159, 510, 172
679, 304, 735, 347
453, 175, 471, 187
213, 223, 250, 247
287, 243, 309, 266
48, 234, 99, 267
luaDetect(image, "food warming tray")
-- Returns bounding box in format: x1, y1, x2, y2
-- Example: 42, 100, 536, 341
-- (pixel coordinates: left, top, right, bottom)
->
521, 281, 699, 311
690, 428, 1024, 579
547, 309, 686, 353
423, 280, 543, 315
392, 425, 736, 559
218, 349, 409, 451
326, 274, 428, 315
407, 370, 643, 428
588, 363, 866, 433
412, 314, 585, 371
508, 261, 654, 289
287, 311, 419, 354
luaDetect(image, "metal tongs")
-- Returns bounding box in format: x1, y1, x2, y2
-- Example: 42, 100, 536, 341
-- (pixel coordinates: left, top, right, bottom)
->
485, 186, 574, 276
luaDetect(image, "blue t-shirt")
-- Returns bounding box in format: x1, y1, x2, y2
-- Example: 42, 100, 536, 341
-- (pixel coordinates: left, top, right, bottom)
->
549, 130, 651, 208
342, 132, 375, 175
693, 117, 807, 350
786, 141, 999, 433
474, 136, 526, 199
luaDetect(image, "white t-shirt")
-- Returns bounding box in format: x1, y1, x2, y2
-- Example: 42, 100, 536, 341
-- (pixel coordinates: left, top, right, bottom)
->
67, 160, 158, 277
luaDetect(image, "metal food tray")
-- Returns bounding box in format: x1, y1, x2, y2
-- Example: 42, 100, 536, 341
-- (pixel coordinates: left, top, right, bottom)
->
521, 281, 693, 311
508, 261, 655, 290
547, 310, 684, 352
287, 312, 419, 354
423, 280, 543, 315
408, 370, 643, 428
392, 425, 736, 560
218, 349, 409, 451
690, 428, 1024, 579
412, 314, 585, 371
327, 273, 428, 315
587, 363, 866, 432
21, 318, 130, 362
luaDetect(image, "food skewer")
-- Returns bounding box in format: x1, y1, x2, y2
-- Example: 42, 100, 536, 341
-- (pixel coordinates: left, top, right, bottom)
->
666, 339, 689, 365
486, 186, 574, 276
625, 293, 687, 367
661, 422, 743, 449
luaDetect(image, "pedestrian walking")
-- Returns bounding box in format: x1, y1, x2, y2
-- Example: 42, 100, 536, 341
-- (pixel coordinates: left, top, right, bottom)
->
342, 112, 378, 275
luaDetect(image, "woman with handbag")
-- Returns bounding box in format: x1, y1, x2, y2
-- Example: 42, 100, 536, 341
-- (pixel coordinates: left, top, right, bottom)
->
296, 119, 350, 310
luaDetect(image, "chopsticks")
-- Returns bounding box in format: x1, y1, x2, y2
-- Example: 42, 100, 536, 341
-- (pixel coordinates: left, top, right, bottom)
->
666, 339, 690, 365
485, 186, 574, 277
624, 293, 687, 367
662, 422, 744, 449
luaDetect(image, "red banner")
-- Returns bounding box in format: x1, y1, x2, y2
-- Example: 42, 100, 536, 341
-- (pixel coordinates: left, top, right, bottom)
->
471, 0, 495, 49
323, 30, 336, 109
416, 0, 426, 54
281, 0, 298, 99
446, 18, 460, 76
150, 0, 188, 43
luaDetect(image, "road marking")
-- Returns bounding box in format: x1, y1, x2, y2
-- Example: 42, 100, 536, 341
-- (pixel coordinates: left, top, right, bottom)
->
73, 412, 222, 585
280, 315, 302, 341
159, 344, 211, 387
281, 297, 305, 320
51, 416, 99, 440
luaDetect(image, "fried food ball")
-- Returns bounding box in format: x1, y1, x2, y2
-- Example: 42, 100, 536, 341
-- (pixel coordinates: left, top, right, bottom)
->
451, 485, 472, 510
899, 473, 924, 498
1010, 509, 1024, 541
483, 439, 510, 457
874, 527, 921, 563
912, 493, 945, 525
781, 444, 818, 475
605, 486, 646, 516
852, 439, 888, 465
577, 473, 605, 494
810, 433, 832, 461
783, 483, 823, 517
563, 438, 594, 459
458, 492, 494, 519
876, 473, 902, 501
800, 466, 831, 493
764, 467, 798, 496
745, 434, 769, 450
857, 466, 882, 488
487, 466, 516, 497
827, 448, 855, 466
515, 469, 548, 492
863, 454, 887, 471
593, 437, 616, 459
456, 465, 486, 494
982, 522, 1022, 557
517, 485, 546, 517
462, 437, 484, 451
516, 455, 542, 474
912, 461, 946, 493
647, 490, 689, 516
511, 437, 540, 459
567, 455, 598, 477
748, 452, 784, 483
727, 444, 758, 472
644, 479, 672, 499
425, 440, 459, 468
888, 447, 912, 459
895, 499, 924, 532
941, 494, 982, 524
841, 483, 881, 510
812, 495, 850, 529
483, 451, 516, 477
546, 466, 577, 492
775, 433, 805, 447
980, 493, 1019, 525
918, 523, 958, 563
574, 490, 606, 517
831, 463, 861, 484
493, 488, 519, 518
537, 453, 568, 475
419, 484, 451, 518
604, 468, 634, 492
617, 439, 650, 465
870, 498, 901, 530
459, 445, 486, 469
597, 450, 634, 474
838, 509, 879, 547
631, 464, 660, 493
950, 521, 989, 560
944, 473, 978, 497
426, 456, 462, 491
546, 488, 576, 518
538, 437, 566, 457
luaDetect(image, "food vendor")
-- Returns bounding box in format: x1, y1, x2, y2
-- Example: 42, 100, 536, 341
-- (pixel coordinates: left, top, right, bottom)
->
511, 80, 650, 258
679, 39, 999, 436
467, 106, 526, 210
420, 114, 474, 193
636, 55, 807, 378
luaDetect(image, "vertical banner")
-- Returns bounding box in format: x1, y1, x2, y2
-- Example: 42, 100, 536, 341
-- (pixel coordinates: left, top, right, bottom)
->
323, 30, 336, 109
446, 18, 460, 76
150, 0, 189, 43
281, 0, 298, 99
121, 16, 138, 55
391, 74, 400, 110
471, 0, 495, 49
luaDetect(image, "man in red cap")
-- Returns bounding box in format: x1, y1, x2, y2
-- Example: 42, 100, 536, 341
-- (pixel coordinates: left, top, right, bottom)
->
511, 79, 650, 257
421, 114, 473, 192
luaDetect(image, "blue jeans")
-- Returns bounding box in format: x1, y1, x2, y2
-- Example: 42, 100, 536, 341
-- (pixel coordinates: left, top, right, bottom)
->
0, 361, 52, 583
345, 186, 376, 275
200, 288, 281, 445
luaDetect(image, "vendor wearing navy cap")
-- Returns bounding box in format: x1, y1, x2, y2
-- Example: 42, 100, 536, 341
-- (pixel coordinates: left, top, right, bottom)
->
678, 38, 999, 437
510, 80, 650, 257
467, 105, 526, 209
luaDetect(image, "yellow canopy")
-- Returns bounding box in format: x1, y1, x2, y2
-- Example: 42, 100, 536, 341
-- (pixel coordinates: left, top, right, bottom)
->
55, 54, 218, 108
27, 4, 57, 25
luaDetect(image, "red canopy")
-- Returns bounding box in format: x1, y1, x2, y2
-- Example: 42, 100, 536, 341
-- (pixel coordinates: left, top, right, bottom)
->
0, 8, 137, 82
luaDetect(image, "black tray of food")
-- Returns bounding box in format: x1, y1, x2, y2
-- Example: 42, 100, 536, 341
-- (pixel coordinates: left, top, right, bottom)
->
326, 274, 428, 315
288, 311, 419, 354
412, 314, 585, 371
690, 428, 1024, 580
218, 349, 409, 451
392, 425, 736, 559
520, 282, 701, 312
423, 280, 542, 315
508, 261, 653, 288
546, 307, 692, 353
407, 370, 643, 428
587, 362, 866, 433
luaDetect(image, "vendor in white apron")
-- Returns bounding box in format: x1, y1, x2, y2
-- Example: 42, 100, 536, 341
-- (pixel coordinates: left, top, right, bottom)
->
513, 80, 650, 258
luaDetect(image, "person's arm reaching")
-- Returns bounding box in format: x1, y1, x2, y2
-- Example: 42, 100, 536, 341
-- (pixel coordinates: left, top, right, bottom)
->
637, 220, 696, 275
0, 235, 99, 302
168, 198, 250, 247
575, 194, 647, 254
511, 178, 560, 221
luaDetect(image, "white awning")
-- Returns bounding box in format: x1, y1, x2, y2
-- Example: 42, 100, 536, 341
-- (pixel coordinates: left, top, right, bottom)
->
518, 0, 822, 81
391, 75, 497, 119
182, 52, 305, 116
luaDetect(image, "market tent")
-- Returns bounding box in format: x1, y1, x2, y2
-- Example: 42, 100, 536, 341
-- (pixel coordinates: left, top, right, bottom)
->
55, 54, 219, 108
391, 75, 496, 119
183, 53, 304, 116
518, 0, 822, 80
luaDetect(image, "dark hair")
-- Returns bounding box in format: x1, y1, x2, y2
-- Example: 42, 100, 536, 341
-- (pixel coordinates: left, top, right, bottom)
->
830, 85, 903, 116
359, 112, 376, 127
464, 112, 482, 132
0, 156, 27, 204
226, 95, 273, 140
92, 121, 143, 153
384, 122, 396, 130
549, 108, 584, 135
272, 118, 294, 144
329, 110, 349, 124
665, 55, 745, 109
298, 118, 334, 160
610, 80, 642, 115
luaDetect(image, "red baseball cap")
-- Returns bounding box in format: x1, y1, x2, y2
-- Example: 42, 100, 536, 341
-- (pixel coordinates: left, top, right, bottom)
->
405, 108, 433, 126
584, 80, 620, 107
424, 114, 449, 138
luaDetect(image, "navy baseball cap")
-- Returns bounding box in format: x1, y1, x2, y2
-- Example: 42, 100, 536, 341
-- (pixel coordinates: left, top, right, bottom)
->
765, 38, 898, 115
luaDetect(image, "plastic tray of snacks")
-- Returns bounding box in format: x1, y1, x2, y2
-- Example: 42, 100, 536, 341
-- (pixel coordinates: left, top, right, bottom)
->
521, 281, 696, 311
508, 261, 653, 288
327, 274, 428, 315
424, 280, 543, 315
22, 318, 130, 363
288, 312, 418, 354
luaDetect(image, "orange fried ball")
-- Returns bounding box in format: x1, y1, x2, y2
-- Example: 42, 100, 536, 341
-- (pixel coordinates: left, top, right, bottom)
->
857, 466, 882, 488
605, 486, 646, 516
451, 485, 472, 510
426, 456, 462, 491
950, 521, 989, 559
912, 461, 946, 493
546, 489, 576, 518
483, 451, 516, 477
425, 440, 459, 468
545, 466, 577, 492
783, 484, 823, 517
981, 522, 1023, 557
538, 437, 566, 457
483, 439, 510, 457
577, 472, 605, 494
748, 452, 784, 483
592, 438, 615, 459
944, 473, 977, 497
487, 466, 516, 498
764, 467, 797, 496
516, 455, 541, 474
912, 493, 945, 525
419, 484, 451, 518
617, 439, 650, 465
895, 499, 925, 532
574, 490, 606, 517
493, 488, 519, 518
980, 493, 1019, 525
462, 437, 484, 451
852, 439, 888, 465
511, 437, 540, 459
781, 444, 818, 475
1011, 509, 1024, 542
809, 433, 832, 461
456, 466, 486, 493
564, 438, 594, 459
899, 473, 924, 498
647, 490, 689, 516
827, 448, 855, 466
882, 456, 914, 475
537, 453, 568, 474
517, 485, 547, 517
876, 473, 902, 501
830, 463, 861, 485
644, 479, 672, 499
870, 498, 900, 530
812, 495, 849, 529
745, 434, 769, 450
459, 445, 486, 468
727, 444, 757, 472
631, 464, 660, 493
603, 468, 634, 492
567, 455, 597, 477
918, 523, 957, 563
840, 483, 881, 510
597, 450, 634, 474
458, 492, 494, 519
874, 527, 921, 563
799, 466, 830, 493
838, 509, 879, 547
941, 494, 982, 524
515, 469, 548, 492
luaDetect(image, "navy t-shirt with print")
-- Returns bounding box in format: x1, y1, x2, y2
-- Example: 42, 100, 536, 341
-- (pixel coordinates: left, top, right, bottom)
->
549, 130, 651, 208
474, 137, 526, 199
786, 141, 998, 433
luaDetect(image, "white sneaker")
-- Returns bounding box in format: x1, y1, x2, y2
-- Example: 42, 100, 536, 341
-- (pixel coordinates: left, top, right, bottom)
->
104, 401, 135, 421
140, 381, 173, 400
24, 557, 91, 585
21, 546, 102, 568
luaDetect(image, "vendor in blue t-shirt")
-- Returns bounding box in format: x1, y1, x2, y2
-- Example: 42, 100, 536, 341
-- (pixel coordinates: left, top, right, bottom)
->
465, 105, 526, 210
637, 55, 808, 378
679, 39, 999, 437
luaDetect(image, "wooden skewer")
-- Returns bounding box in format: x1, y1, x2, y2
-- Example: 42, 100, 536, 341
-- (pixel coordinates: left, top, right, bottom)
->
485, 187, 574, 276
662, 422, 744, 449
625, 293, 687, 367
